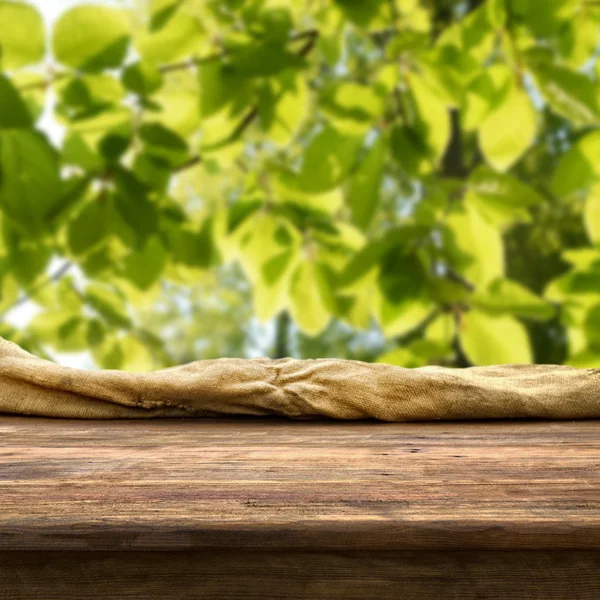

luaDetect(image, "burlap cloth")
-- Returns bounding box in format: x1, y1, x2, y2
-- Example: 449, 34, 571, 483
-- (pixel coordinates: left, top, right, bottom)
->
0, 337, 598, 420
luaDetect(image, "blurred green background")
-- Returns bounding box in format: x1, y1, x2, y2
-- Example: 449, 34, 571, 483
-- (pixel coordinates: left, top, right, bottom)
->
0, 0, 599, 370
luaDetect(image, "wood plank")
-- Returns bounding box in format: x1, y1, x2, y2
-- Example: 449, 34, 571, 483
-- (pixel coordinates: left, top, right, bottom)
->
1, 416, 600, 551
2, 550, 600, 600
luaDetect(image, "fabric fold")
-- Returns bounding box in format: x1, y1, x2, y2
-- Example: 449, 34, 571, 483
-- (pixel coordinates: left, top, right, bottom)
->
0, 337, 598, 420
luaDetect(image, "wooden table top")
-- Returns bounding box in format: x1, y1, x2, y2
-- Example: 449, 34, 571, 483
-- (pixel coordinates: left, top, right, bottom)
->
1, 416, 600, 552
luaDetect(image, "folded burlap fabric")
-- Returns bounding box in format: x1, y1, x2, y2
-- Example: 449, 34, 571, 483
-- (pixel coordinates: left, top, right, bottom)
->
0, 337, 598, 420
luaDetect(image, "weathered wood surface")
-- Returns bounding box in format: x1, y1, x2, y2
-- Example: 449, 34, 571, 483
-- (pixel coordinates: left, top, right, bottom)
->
1, 416, 600, 552
2, 550, 600, 600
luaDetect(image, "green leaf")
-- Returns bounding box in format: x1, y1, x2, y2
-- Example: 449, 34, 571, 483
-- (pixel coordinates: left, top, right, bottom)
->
347, 135, 385, 230
62, 132, 104, 171
120, 335, 155, 372
334, 0, 385, 27
227, 40, 306, 78
5, 240, 51, 285
445, 204, 504, 287
0, 75, 33, 128
293, 125, 362, 193
99, 132, 130, 164
378, 246, 427, 304
86, 318, 106, 347
86, 284, 131, 329
137, 12, 203, 63
533, 63, 600, 127
0, 130, 61, 234
584, 303, 600, 351
113, 169, 158, 244
0, 1, 45, 69
227, 198, 263, 233
29, 312, 88, 353
198, 59, 242, 119
390, 74, 451, 176
149, 0, 183, 32
558, 8, 600, 67
338, 225, 426, 287
463, 72, 496, 132
376, 347, 426, 368
139, 122, 189, 167
321, 81, 385, 134
92, 336, 124, 369
479, 80, 536, 171
255, 247, 298, 322
164, 218, 215, 268
585, 182, 600, 245
250, 8, 293, 42
460, 310, 532, 365
289, 260, 332, 336
409, 74, 451, 170
376, 295, 432, 338
0, 271, 19, 313
122, 61, 163, 96
267, 72, 308, 146
67, 199, 109, 256
52, 5, 131, 71
465, 166, 545, 227
133, 153, 171, 192
122, 236, 167, 290
471, 278, 555, 321
551, 131, 600, 198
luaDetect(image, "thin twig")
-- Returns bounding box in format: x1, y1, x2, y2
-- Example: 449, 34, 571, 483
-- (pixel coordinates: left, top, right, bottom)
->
176, 29, 320, 174
17, 29, 321, 92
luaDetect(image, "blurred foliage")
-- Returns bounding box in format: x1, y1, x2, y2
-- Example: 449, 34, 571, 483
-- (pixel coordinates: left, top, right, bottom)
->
1, 0, 600, 369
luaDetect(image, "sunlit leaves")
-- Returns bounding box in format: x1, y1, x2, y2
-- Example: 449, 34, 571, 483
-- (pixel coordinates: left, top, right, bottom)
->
292, 125, 363, 193
137, 12, 204, 63
85, 284, 131, 329
0, 76, 32, 128
533, 63, 600, 127
266, 72, 309, 146
446, 204, 504, 287
149, 0, 182, 32
479, 78, 537, 171
378, 244, 427, 304
551, 131, 600, 198
471, 278, 555, 321
52, 5, 131, 71
347, 134, 385, 230
139, 122, 190, 167
465, 166, 545, 227
332, 0, 386, 27
459, 310, 532, 365
226, 39, 307, 78
0, 1, 45, 69
0, 130, 61, 234
153, 70, 200, 136
123, 236, 168, 290
122, 61, 163, 96
289, 260, 332, 336
376, 296, 431, 338
67, 199, 109, 256
585, 183, 600, 245
1, 0, 599, 370
321, 81, 385, 134
390, 74, 451, 176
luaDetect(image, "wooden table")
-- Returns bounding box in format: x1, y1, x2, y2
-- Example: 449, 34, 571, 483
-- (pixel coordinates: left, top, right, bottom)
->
1, 416, 600, 599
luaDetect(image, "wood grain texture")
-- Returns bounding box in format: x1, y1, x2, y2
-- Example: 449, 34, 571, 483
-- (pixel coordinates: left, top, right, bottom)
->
2, 550, 600, 600
2, 416, 600, 552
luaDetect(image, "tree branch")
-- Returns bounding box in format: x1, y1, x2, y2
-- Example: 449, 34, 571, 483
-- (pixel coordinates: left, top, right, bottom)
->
17, 29, 321, 92
174, 29, 320, 174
